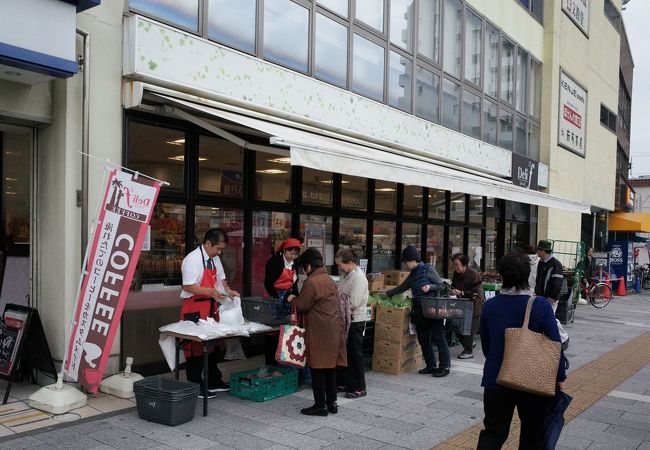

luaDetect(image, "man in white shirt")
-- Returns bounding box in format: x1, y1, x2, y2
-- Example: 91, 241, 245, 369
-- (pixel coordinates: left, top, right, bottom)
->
180, 228, 240, 398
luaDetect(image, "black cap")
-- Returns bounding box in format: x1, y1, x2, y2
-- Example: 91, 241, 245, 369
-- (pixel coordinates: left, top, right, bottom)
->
401, 245, 421, 263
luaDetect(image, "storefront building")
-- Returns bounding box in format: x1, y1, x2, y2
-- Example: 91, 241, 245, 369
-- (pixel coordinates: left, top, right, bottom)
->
1, 0, 625, 374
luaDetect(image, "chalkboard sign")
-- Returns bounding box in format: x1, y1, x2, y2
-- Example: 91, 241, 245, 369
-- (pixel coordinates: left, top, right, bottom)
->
0, 304, 56, 404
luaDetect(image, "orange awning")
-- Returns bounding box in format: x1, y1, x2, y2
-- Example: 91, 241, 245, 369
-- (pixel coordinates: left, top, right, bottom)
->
608, 213, 650, 233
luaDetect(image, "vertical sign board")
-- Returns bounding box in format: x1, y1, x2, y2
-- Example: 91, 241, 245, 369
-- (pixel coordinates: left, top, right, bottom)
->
561, 0, 589, 36
558, 70, 588, 157
511, 153, 539, 190
64, 169, 161, 393
608, 241, 628, 287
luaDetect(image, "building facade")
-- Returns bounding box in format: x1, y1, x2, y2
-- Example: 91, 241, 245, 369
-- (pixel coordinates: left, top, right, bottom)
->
0, 0, 625, 374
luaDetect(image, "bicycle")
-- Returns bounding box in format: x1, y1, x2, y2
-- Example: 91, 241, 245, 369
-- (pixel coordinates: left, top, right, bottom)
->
581, 276, 612, 308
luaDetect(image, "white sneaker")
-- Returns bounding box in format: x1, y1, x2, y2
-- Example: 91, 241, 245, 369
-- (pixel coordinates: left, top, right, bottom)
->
577, 298, 588, 305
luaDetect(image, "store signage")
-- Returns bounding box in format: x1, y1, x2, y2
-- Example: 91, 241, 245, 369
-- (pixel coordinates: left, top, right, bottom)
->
511, 153, 538, 190
561, 0, 589, 35
64, 168, 161, 393
558, 70, 587, 157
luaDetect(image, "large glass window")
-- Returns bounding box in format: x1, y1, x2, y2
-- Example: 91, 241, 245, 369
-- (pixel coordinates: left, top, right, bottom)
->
198, 136, 244, 197
339, 217, 367, 255
207, 0, 256, 53
302, 168, 334, 207
314, 13, 348, 88
373, 220, 396, 272
428, 189, 447, 220
485, 198, 500, 272
426, 225, 444, 274
462, 89, 481, 138
469, 195, 483, 225
464, 10, 482, 86
195, 207, 244, 293
402, 223, 422, 255
375, 180, 397, 214
514, 116, 527, 156
415, 66, 440, 122
319, 0, 348, 17
388, 51, 413, 112
356, 0, 384, 32
499, 109, 513, 150
450, 193, 466, 222
341, 175, 368, 211
127, 121, 186, 192
529, 123, 540, 161
529, 59, 542, 119
417, 0, 440, 63
500, 37, 515, 104
300, 215, 334, 272
515, 48, 528, 113
129, 0, 199, 31
404, 185, 423, 217
468, 228, 482, 269
442, 0, 462, 78
448, 226, 465, 272
352, 34, 385, 102
442, 78, 460, 130
484, 24, 499, 98
251, 211, 292, 296
2, 129, 31, 252
255, 151, 292, 203
137, 203, 186, 287
483, 100, 498, 145
390, 0, 414, 51
263, 0, 309, 72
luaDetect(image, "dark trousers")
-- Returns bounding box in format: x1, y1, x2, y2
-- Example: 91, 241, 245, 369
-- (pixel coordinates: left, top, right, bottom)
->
264, 331, 279, 366
415, 318, 450, 369
462, 314, 481, 353
477, 388, 554, 450
336, 322, 366, 391
311, 368, 337, 407
185, 350, 223, 388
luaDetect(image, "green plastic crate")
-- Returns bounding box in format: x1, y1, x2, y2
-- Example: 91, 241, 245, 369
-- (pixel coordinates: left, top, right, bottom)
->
229, 366, 298, 402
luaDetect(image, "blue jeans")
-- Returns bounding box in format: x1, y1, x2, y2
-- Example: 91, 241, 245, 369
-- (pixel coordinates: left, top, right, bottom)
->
270, 291, 292, 320
415, 318, 450, 370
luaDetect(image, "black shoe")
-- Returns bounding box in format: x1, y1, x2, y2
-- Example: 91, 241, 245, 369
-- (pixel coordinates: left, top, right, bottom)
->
327, 402, 338, 414
300, 405, 328, 416
432, 368, 450, 378
198, 390, 217, 399
208, 381, 230, 393
418, 367, 435, 374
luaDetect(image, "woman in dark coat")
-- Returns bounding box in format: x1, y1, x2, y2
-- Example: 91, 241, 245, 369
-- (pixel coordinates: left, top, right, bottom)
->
451, 253, 485, 359
288, 248, 347, 417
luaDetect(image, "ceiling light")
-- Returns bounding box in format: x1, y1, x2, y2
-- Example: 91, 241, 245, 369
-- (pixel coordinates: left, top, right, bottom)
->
268, 157, 291, 164
168, 155, 207, 161
5, 191, 16, 195
166, 138, 185, 146
320, 180, 349, 184
256, 169, 288, 175
5, 177, 18, 182
376, 188, 396, 192
4, 151, 17, 155
452, 199, 464, 203
413, 194, 424, 198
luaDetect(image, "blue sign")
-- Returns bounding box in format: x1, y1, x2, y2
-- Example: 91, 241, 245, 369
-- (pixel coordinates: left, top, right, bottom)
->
608, 241, 628, 286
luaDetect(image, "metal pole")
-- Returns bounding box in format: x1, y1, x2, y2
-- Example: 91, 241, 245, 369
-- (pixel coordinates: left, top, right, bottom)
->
77, 28, 90, 260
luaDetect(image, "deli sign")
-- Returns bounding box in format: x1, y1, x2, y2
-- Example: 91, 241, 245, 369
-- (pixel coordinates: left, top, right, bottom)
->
558, 70, 587, 157
511, 153, 538, 190
562, 0, 589, 35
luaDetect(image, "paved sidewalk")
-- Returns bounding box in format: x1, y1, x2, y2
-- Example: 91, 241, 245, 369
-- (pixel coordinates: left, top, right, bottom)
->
2, 293, 650, 450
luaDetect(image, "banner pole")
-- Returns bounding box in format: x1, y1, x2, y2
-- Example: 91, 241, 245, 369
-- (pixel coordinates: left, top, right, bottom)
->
78, 152, 170, 186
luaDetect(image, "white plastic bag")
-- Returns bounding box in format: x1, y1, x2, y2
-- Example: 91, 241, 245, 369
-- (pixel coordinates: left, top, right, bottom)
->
219, 296, 245, 326
159, 334, 185, 371
224, 337, 246, 360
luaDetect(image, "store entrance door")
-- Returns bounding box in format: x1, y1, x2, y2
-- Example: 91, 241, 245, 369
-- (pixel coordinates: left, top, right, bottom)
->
0, 124, 32, 310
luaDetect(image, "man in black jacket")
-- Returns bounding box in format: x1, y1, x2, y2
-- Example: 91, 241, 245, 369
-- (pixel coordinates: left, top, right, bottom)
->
534, 240, 564, 304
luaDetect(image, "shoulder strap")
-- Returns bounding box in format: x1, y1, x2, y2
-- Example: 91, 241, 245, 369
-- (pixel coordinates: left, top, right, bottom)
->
522, 296, 535, 328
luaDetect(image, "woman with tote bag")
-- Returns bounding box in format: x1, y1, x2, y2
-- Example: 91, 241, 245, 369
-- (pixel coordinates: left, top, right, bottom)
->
477, 252, 567, 449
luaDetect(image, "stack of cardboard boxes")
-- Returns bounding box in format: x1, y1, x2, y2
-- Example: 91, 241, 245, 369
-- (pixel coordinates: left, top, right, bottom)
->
372, 305, 422, 375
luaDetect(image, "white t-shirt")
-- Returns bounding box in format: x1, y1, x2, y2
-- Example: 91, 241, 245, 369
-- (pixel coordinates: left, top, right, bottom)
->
180, 245, 227, 299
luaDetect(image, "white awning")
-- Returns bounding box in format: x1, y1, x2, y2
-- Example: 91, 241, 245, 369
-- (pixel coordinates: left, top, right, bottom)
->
145, 93, 591, 213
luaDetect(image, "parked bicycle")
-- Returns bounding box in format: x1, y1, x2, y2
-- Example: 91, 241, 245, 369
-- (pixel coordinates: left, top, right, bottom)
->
581, 270, 612, 309
632, 263, 650, 290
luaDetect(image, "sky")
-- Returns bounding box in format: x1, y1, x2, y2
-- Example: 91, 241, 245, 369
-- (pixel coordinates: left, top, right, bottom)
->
624, 1, 650, 178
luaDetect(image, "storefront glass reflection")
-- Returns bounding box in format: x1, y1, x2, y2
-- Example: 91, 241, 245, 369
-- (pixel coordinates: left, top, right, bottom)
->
373, 220, 396, 272
427, 224, 444, 274
251, 211, 292, 296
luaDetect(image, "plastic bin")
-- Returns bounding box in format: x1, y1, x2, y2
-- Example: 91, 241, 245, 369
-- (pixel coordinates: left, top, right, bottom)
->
229, 365, 298, 402
241, 296, 290, 325
420, 298, 471, 320
133, 377, 199, 426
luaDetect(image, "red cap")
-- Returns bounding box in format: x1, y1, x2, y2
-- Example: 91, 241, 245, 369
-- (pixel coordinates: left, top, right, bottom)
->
277, 238, 302, 253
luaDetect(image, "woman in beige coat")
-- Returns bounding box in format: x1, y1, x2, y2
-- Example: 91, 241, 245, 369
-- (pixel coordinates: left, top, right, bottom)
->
288, 248, 347, 416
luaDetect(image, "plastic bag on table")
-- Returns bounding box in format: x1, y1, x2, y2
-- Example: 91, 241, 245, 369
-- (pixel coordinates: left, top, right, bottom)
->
224, 337, 246, 360
159, 334, 185, 372
219, 297, 245, 326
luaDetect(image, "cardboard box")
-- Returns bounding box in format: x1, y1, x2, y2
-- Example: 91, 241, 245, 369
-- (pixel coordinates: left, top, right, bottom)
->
375, 304, 410, 326
373, 337, 420, 359
374, 321, 412, 342
382, 270, 410, 286
372, 354, 423, 375
367, 273, 385, 291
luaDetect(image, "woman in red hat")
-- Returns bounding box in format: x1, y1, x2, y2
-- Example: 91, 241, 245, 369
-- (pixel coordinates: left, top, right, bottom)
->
263, 238, 302, 364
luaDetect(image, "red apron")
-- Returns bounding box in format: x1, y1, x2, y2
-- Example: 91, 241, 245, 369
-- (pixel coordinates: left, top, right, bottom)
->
180, 247, 222, 357
274, 267, 295, 291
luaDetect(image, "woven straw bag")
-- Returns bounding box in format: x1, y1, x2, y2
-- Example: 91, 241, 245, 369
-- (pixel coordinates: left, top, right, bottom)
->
496, 296, 561, 397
